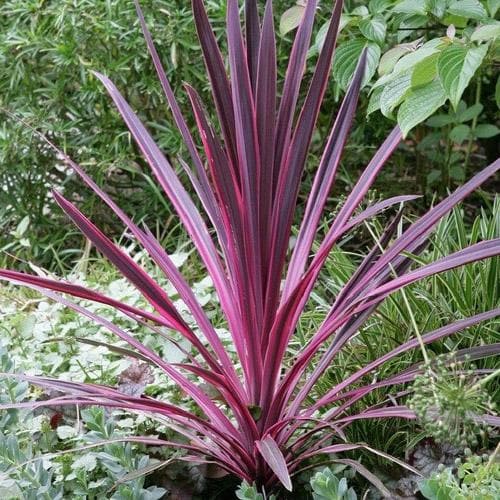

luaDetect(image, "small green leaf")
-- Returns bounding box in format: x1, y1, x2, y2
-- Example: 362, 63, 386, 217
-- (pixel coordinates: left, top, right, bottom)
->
438, 43, 488, 109
447, 0, 488, 20
359, 16, 387, 44
398, 80, 447, 136
426, 114, 455, 127
449, 124, 470, 143
457, 102, 483, 122
279, 5, 305, 36
333, 39, 381, 90
471, 23, 500, 41
475, 123, 500, 138
411, 52, 439, 87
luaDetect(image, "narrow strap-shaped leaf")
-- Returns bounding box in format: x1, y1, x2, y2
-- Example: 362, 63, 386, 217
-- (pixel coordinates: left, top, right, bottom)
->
0, 269, 167, 326
192, 0, 239, 171
344, 157, 500, 303
271, 1, 344, 299
273, 0, 318, 189
53, 191, 187, 329
353, 239, 500, 311
256, 0, 277, 284
134, 0, 224, 238
245, 0, 260, 90
255, 436, 293, 491
309, 308, 500, 415
185, 84, 243, 245
227, 0, 264, 397
93, 72, 241, 339
283, 48, 367, 298
17, 283, 240, 438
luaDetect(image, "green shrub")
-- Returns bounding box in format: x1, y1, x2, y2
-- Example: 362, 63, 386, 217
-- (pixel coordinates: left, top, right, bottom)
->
0, 0, 228, 270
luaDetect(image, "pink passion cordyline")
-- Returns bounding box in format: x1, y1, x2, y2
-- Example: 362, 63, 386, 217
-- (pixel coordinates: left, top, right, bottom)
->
1, 0, 500, 493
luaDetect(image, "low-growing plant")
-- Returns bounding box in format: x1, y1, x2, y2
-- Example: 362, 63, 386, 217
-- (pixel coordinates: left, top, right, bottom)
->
419, 445, 500, 500
1, 0, 500, 494
310, 467, 357, 499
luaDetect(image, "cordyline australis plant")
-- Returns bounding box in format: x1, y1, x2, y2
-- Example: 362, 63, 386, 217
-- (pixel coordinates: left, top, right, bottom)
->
1, 0, 500, 493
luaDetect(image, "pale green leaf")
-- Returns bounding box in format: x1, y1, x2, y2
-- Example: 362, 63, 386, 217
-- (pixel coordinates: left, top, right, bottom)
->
397, 80, 447, 136
378, 45, 412, 75
393, 0, 427, 15
471, 23, 500, 41
449, 124, 470, 143
457, 102, 483, 122
425, 0, 447, 18
380, 70, 412, 117
475, 123, 500, 138
279, 5, 305, 36
359, 16, 387, 44
447, 0, 488, 20
369, 0, 395, 14
411, 52, 439, 87
333, 39, 381, 90
438, 43, 488, 109
397, 14, 429, 42
367, 85, 383, 114
487, 0, 500, 17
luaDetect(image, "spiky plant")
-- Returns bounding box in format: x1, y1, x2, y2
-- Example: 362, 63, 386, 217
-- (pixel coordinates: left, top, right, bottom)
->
1, 0, 500, 493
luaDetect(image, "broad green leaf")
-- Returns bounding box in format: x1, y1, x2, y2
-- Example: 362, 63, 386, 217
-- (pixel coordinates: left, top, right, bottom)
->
425, 0, 447, 18
333, 39, 381, 90
367, 85, 383, 114
475, 123, 500, 138
373, 46, 441, 89
359, 16, 387, 44
438, 43, 488, 109
449, 124, 470, 143
378, 44, 412, 75
397, 14, 429, 42
411, 52, 439, 87
447, 0, 488, 20
471, 23, 500, 41
488, 0, 500, 16
457, 102, 483, 122
279, 5, 305, 35
369, 0, 395, 14
352, 6, 370, 16
393, 0, 427, 15
397, 79, 447, 136
442, 14, 469, 28
380, 70, 412, 117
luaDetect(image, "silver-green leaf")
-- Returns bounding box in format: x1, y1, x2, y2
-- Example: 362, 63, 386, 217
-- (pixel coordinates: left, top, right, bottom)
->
438, 43, 488, 110
397, 80, 447, 137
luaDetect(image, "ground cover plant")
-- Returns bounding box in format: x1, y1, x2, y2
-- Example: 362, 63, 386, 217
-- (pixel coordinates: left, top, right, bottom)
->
1, 0, 500, 495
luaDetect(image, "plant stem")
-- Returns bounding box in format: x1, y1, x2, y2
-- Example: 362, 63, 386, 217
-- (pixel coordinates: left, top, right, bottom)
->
463, 74, 482, 180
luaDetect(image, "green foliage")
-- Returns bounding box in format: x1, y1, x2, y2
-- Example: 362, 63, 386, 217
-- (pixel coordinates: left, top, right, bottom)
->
409, 353, 495, 447
235, 481, 277, 500
419, 449, 500, 499
0, 0, 228, 270
310, 467, 357, 500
